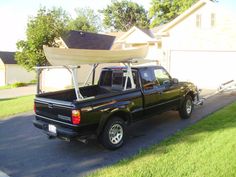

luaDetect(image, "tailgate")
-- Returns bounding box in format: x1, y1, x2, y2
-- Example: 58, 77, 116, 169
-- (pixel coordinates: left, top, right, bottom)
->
35, 97, 74, 124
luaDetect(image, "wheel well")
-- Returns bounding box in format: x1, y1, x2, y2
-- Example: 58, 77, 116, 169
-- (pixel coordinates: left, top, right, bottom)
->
187, 91, 195, 101
97, 111, 131, 136
109, 111, 131, 125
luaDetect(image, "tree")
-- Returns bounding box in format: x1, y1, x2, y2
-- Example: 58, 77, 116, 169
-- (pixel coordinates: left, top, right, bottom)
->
101, 0, 150, 31
149, 0, 218, 27
149, 0, 198, 27
68, 7, 102, 32
16, 7, 69, 71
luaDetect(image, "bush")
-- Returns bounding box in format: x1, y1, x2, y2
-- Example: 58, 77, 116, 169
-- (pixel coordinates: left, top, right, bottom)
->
29, 79, 37, 84
11, 82, 27, 88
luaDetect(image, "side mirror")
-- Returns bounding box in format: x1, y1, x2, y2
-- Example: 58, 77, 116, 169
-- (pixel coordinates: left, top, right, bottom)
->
172, 78, 179, 84
163, 80, 171, 85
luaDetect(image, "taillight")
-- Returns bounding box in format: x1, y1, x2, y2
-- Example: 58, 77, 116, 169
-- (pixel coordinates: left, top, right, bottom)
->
34, 103, 36, 113
72, 110, 81, 124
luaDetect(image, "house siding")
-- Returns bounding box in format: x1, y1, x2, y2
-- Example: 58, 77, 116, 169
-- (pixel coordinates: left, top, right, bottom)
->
115, 27, 159, 66
121, 30, 154, 44
162, 4, 236, 51
5, 64, 35, 85
0, 60, 5, 86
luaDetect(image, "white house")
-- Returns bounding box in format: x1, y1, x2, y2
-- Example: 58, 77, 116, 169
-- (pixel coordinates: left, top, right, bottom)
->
111, 0, 236, 89
0, 51, 35, 86
155, 0, 236, 88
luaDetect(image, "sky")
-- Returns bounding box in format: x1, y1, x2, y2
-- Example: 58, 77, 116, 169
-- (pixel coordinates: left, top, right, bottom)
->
0, 0, 235, 51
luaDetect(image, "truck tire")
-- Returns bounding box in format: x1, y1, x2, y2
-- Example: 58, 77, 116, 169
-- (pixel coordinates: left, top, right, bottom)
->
179, 95, 193, 119
99, 117, 126, 150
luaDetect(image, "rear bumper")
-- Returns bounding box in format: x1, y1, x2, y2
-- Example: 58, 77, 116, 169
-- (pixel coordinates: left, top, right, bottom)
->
33, 119, 80, 139
34, 114, 98, 139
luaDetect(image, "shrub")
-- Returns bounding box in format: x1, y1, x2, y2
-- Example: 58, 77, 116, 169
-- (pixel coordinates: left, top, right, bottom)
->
11, 82, 27, 88
29, 79, 37, 84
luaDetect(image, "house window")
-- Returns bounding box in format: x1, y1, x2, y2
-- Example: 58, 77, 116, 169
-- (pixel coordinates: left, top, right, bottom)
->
196, 14, 201, 28
211, 13, 215, 27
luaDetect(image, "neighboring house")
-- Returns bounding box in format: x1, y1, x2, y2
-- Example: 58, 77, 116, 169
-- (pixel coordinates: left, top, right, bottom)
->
42, 31, 117, 91
155, 0, 236, 88
106, 31, 126, 50
114, 26, 161, 64
0, 51, 35, 86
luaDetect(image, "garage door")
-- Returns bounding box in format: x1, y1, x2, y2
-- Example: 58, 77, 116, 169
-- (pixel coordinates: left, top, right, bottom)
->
170, 50, 236, 89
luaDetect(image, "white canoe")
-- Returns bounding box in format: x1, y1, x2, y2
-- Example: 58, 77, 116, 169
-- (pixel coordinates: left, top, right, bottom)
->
43, 45, 148, 65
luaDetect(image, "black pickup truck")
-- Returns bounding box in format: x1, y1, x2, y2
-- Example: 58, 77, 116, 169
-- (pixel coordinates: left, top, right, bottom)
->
34, 65, 198, 149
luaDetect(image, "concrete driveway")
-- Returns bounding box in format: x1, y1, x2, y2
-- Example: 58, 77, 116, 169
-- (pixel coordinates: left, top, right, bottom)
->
0, 85, 36, 99
0, 91, 236, 177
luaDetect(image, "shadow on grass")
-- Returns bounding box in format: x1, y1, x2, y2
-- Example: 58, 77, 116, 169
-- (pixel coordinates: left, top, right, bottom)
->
0, 97, 17, 101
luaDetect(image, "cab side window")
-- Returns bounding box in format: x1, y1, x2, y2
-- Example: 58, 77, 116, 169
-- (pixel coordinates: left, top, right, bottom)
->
140, 68, 158, 89
154, 68, 171, 85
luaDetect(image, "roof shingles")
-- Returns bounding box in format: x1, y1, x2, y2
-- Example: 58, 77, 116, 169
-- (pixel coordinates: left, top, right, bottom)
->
0, 51, 16, 64
61, 30, 115, 50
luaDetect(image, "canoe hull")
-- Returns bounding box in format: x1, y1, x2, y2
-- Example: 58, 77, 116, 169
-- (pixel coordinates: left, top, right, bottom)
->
43, 46, 148, 65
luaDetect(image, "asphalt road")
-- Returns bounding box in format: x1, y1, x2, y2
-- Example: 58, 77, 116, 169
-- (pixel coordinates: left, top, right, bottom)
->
1, 92, 236, 177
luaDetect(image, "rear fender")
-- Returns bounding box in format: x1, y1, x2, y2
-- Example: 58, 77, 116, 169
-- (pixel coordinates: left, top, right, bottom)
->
96, 109, 132, 136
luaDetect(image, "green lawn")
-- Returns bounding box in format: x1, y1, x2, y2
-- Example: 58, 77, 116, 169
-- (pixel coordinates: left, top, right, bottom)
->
0, 95, 35, 119
89, 102, 236, 177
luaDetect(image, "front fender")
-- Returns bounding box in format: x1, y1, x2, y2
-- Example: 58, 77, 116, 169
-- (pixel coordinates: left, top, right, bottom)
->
179, 82, 198, 106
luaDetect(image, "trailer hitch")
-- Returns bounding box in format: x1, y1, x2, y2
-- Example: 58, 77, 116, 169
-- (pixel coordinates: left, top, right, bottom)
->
194, 88, 204, 106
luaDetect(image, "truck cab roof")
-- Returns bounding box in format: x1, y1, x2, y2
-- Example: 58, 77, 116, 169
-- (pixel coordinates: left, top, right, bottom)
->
102, 65, 164, 71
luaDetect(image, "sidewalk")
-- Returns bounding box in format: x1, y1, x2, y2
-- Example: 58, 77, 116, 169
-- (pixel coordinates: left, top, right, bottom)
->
0, 85, 36, 99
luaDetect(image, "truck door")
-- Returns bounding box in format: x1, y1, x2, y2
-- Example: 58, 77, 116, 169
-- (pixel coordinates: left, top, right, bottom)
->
139, 67, 164, 115
153, 67, 181, 109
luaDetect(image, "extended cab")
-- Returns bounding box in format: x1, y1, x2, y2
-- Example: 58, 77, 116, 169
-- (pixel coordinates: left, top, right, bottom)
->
34, 65, 199, 149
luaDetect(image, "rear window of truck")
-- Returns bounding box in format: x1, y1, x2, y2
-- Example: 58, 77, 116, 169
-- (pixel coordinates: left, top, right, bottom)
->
99, 70, 139, 90
99, 71, 112, 86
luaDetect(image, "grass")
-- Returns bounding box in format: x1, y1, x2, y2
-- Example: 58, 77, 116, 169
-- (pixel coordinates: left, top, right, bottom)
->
0, 95, 35, 119
89, 102, 236, 177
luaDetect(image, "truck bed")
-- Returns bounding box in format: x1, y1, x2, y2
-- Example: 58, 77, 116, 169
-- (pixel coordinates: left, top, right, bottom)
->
37, 85, 112, 101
